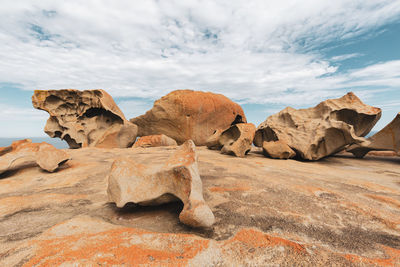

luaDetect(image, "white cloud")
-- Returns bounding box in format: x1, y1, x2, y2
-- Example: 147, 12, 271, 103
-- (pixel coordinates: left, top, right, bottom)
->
0, 0, 399, 135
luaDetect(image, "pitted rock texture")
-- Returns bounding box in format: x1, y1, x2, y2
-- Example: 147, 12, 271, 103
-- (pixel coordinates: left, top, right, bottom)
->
254, 92, 382, 160
130, 90, 246, 145
263, 140, 296, 159
0, 139, 70, 174
133, 134, 177, 148
32, 89, 137, 149
348, 112, 400, 158
207, 123, 256, 157
1, 146, 399, 266
108, 140, 215, 228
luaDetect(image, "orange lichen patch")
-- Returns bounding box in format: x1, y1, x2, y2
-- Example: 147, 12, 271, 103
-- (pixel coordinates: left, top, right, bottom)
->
209, 186, 251, 192
223, 228, 306, 253
0, 193, 87, 217
365, 194, 400, 209
292, 184, 335, 197
23, 227, 210, 267
343, 246, 400, 267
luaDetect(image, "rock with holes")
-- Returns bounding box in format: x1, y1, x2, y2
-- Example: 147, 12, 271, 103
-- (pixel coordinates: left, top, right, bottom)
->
0, 139, 70, 174
262, 140, 296, 159
133, 134, 177, 148
205, 129, 224, 150
130, 90, 246, 145
107, 140, 215, 228
32, 89, 138, 149
347, 112, 400, 158
219, 123, 256, 157
254, 92, 382, 160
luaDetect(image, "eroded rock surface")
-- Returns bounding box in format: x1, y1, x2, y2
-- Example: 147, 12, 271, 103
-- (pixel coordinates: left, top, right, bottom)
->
130, 90, 246, 145
348, 113, 400, 158
220, 123, 256, 157
0, 146, 399, 266
254, 92, 382, 160
133, 134, 177, 148
108, 140, 215, 227
32, 89, 137, 149
0, 139, 69, 174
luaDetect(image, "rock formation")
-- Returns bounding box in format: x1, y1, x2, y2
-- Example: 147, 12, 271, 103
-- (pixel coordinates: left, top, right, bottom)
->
107, 140, 215, 228
0, 139, 70, 174
130, 90, 246, 145
206, 123, 256, 157
262, 140, 296, 159
32, 89, 137, 149
347, 112, 400, 158
254, 92, 381, 160
133, 134, 177, 148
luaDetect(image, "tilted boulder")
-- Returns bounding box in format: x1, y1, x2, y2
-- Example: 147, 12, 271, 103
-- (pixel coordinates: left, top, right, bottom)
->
107, 140, 215, 228
254, 92, 381, 160
262, 140, 296, 159
130, 90, 246, 145
32, 89, 137, 149
133, 134, 177, 148
0, 139, 70, 174
347, 113, 400, 158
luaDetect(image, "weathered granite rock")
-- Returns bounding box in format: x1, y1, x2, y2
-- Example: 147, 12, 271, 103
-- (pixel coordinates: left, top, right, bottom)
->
348, 112, 400, 158
254, 92, 382, 160
205, 129, 224, 150
32, 89, 137, 149
130, 90, 246, 145
108, 140, 215, 228
0, 140, 70, 174
1, 146, 400, 266
220, 123, 256, 157
133, 134, 177, 148
262, 140, 296, 159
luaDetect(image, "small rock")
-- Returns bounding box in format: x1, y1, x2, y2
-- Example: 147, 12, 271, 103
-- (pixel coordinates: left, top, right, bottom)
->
133, 134, 177, 148
262, 140, 296, 159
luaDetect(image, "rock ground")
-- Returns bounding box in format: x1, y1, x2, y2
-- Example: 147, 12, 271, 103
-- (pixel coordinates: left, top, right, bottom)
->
0, 146, 399, 266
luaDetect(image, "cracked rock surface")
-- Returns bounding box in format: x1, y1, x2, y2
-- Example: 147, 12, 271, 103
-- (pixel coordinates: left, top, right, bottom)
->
254, 92, 382, 160
108, 140, 215, 227
32, 89, 137, 149
130, 90, 246, 145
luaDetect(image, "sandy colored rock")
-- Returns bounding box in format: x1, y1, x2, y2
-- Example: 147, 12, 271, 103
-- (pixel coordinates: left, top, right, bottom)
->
133, 134, 177, 148
0, 140, 70, 174
0, 146, 400, 266
205, 129, 224, 150
254, 92, 382, 160
108, 140, 215, 228
262, 140, 296, 159
130, 90, 246, 145
219, 123, 256, 157
348, 112, 400, 158
32, 89, 137, 149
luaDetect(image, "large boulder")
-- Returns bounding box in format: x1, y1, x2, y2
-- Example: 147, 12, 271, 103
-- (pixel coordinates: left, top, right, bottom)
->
130, 90, 246, 145
347, 112, 400, 158
254, 92, 381, 160
107, 140, 215, 228
32, 89, 137, 149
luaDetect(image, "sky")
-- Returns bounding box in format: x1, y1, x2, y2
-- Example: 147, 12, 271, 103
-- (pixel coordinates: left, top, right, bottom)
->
0, 0, 399, 138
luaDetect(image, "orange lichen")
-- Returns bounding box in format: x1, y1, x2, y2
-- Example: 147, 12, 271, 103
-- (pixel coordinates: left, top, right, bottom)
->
365, 194, 400, 209
224, 228, 306, 253
23, 227, 210, 267
343, 246, 400, 267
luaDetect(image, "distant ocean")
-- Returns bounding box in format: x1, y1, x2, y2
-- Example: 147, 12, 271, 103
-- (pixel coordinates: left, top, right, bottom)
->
0, 137, 68, 149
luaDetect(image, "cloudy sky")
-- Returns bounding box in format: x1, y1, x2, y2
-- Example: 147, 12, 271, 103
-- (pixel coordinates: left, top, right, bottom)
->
0, 0, 399, 137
